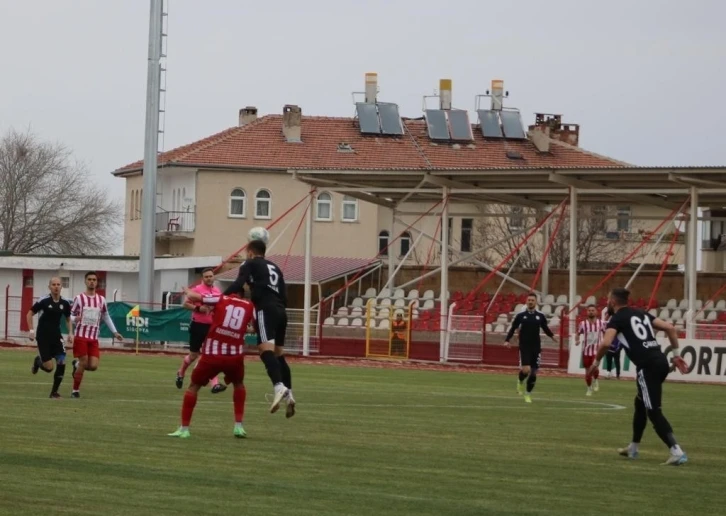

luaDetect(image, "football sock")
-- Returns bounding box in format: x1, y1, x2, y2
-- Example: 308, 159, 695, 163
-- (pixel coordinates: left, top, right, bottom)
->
233, 387, 246, 424
647, 408, 677, 448
73, 371, 84, 391
278, 355, 292, 389
526, 371, 537, 393
179, 355, 193, 376
518, 371, 527, 382
210, 376, 219, 387
181, 391, 198, 427
260, 350, 283, 385
52, 363, 66, 393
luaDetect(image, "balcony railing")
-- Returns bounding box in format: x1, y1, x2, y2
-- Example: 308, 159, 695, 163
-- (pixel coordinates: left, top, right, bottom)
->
156, 210, 195, 234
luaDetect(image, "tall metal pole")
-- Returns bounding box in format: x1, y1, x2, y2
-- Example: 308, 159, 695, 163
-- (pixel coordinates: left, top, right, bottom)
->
302, 189, 314, 356
439, 187, 449, 362
687, 187, 699, 339
138, 0, 164, 308
541, 207, 551, 297
568, 188, 578, 348
388, 208, 396, 289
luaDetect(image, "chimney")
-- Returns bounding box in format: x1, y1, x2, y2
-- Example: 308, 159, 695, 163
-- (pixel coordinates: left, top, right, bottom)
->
364, 72, 378, 104
490, 79, 504, 111
439, 79, 452, 110
529, 113, 580, 147
282, 104, 302, 143
528, 126, 551, 153
238, 106, 258, 127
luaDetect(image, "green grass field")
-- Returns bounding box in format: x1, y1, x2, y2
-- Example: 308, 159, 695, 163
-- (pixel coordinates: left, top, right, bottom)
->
0, 350, 724, 516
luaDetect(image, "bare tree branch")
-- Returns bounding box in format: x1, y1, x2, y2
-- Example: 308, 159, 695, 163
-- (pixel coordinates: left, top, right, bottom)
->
0, 129, 122, 254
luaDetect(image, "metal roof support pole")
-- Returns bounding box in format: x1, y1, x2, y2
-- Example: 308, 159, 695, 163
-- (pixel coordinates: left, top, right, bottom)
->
568, 187, 578, 349
138, 0, 163, 308
302, 188, 314, 356
388, 209, 396, 289
439, 187, 450, 362
541, 207, 551, 297
686, 187, 699, 339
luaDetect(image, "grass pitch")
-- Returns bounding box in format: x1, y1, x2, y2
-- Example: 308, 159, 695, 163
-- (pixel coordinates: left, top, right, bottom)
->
0, 350, 724, 516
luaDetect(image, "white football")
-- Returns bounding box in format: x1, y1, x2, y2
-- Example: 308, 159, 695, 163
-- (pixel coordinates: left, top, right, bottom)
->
248, 226, 270, 244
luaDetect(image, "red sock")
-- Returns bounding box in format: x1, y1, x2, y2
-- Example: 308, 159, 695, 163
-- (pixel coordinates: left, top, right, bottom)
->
233, 387, 247, 424
181, 391, 198, 427
73, 371, 84, 391
210, 376, 219, 387
179, 355, 193, 376
593, 368, 600, 380
586, 375, 592, 387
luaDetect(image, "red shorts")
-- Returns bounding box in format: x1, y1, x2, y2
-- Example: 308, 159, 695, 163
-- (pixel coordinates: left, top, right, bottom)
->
583, 354, 597, 370
191, 354, 245, 387
73, 337, 100, 359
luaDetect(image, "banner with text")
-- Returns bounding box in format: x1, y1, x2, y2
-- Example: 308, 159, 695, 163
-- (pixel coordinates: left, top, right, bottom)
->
567, 339, 726, 384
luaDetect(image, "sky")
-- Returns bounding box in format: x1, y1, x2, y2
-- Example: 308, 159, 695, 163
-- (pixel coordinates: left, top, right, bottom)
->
1, 0, 725, 219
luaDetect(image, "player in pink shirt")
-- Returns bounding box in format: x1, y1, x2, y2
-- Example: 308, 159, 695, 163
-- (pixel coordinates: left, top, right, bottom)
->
176, 268, 226, 393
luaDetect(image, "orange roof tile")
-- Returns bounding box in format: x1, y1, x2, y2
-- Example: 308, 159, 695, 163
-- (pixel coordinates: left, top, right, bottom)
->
113, 114, 625, 175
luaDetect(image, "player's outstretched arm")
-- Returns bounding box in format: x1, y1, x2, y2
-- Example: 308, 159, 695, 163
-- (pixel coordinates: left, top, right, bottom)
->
223, 262, 250, 296
504, 314, 521, 346
652, 317, 679, 351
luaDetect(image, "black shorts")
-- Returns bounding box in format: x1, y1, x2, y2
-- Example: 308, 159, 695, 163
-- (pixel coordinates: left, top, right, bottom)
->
256, 305, 287, 347
519, 347, 541, 369
37, 333, 66, 363
636, 356, 670, 410
189, 322, 211, 353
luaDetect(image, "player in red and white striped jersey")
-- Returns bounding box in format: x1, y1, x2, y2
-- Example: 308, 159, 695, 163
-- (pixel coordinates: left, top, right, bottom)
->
168, 287, 255, 439
576, 304, 605, 396
69, 271, 123, 398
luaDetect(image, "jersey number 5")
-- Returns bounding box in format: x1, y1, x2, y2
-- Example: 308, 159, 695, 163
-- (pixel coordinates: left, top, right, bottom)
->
267, 264, 279, 286
630, 315, 655, 340
223, 305, 246, 330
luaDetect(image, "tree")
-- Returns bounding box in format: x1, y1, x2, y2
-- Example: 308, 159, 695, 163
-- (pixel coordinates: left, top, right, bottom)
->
0, 129, 121, 254
473, 204, 666, 270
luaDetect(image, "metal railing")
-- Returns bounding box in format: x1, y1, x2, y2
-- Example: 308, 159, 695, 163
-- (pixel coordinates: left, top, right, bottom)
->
155, 210, 195, 233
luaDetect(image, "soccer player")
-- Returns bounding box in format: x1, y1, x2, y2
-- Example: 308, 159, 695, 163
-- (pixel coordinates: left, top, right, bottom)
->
588, 287, 688, 465
504, 293, 557, 403
169, 289, 254, 438
223, 239, 294, 416
176, 268, 226, 393
27, 277, 73, 398
576, 304, 604, 396
70, 271, 123, 398
604, 313, 622, 379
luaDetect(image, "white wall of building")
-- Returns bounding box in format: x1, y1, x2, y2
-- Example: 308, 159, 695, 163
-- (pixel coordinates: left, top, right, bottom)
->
158, 168, 196, 213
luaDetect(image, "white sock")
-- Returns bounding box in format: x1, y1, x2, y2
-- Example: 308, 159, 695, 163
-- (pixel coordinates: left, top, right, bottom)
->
235, 422, 243, 429
181, 426, 189, 431
631, 442, 639, 452
274, 382, 286, 392
671, 445, 683, 455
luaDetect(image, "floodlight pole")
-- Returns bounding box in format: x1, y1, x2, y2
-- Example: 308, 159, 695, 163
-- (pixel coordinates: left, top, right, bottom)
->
439, 187, 450, 362
687, 187, 699, 339
138, 0, 164, 308
568, 188, 578, 348
388, 209, 396, 288
541, 207, 551, 296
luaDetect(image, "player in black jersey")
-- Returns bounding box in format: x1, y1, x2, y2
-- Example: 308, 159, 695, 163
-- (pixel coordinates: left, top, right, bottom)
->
589, 287, 688, 465
27, 277, 73, 399
224, 239, 295, 417
504, 293, 557, 403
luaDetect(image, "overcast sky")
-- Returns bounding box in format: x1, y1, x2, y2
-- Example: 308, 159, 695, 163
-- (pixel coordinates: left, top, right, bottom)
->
1, 0, 724, 208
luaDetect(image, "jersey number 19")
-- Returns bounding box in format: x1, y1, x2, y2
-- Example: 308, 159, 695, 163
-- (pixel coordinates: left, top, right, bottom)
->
223, 305, 247, 330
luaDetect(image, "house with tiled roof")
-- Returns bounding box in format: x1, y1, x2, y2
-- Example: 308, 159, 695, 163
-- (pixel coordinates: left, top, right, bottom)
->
112, 76, 678, 270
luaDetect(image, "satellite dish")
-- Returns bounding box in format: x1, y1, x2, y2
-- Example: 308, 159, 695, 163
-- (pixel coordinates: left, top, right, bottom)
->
673, 217, 687, 233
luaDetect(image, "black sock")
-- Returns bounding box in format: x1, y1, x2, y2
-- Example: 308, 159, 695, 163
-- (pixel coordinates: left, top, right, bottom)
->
518, 371, 528, 382
632, 396, 647, 444
526, 371, 537, 393
260, 350, 283, 386
278, 355, 292, 389
615, 351, 621, 377
648, 408, 677, 448
52, 363, 66, 394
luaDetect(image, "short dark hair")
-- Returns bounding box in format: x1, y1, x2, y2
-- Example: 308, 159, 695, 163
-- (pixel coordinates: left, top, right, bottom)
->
84, 271, 98, 280
201, 268, 215, 275
587, 304, 597, 309
248, 239, 267, 256
610, 287, 630, 305
527, 292, 537, 300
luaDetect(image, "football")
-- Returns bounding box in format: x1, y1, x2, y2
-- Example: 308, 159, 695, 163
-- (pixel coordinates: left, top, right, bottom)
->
248, 226, 270, 244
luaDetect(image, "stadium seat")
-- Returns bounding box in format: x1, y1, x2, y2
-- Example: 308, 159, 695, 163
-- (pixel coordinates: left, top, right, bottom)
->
543, 294, 555, 305
363, 288, 377, 298
407, 289, 419, 300
351, 297, 364, 307
422, 289, 435, 300
393, 298, 406, 308
350, 318, 363, 327
678, 299, 689, 310
496, 314, 509, 325
485, 323, 492, 332
707, 311, 718, 321
556, 295, 568, 305
695, 311, 706, 321
323, 317, 335, 326
666, 298, 678, 309
554, 305, 565, 317
378, 319, 390, 330
337, 318, 350, 326
380, 298, 392, 307
378, 308, 390, 319
513, 304, 524, 313
379, 288, 391, 299
494, 324, 505, 333
704, 300, 715, 311
422, 299, 435, 310
585, 296, 596, 306
717, 300, 726, 311
541, 305, 553, 316
336, 307, 349, 316
658, 309, 670, 320
393, 288, 405, 299
648, 308, 657, 317
671, 309, 683, 322
350, 307, 363, 317
695, 300, 704, 310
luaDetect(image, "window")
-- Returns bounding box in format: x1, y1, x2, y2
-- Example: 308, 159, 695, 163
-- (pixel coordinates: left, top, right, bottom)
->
378, 231, 389, 256
316, 192, 332, 221
591, 206, 607, 232
342, 196, 358, 222
617, 206, 631, 232
400, 232, 412, 256
509, 206, 524, 229
229, 188, 246, 218
255, 189, 272, 219
61, 277, 70, 289
461, 218, 473, 252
